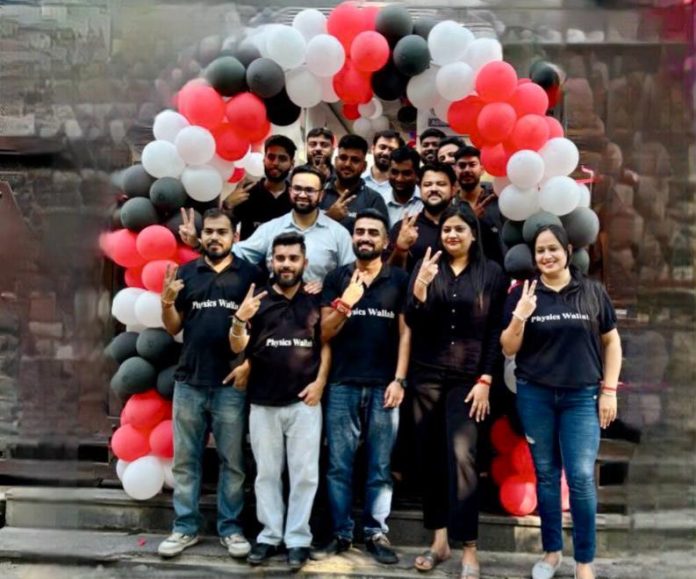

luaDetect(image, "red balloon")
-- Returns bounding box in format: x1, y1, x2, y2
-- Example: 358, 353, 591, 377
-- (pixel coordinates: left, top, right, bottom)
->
509, 114, 550, 151
491, 455, 515, 486
362, 5, 380, 30
225, 92, 267, 140
342, 103, 361, 120
545, 116, 564, 139
547, 84, 562, 108
212, 124, 250, 162
510, 439, 536, 477
176, 245, 200, 265
481, 143, 511, 178
109, 229, 147, 268
248, 119, 271, 145
333, 62, 373, 105
136, 225, 177, 261
178, 83, 225, 129
517, 78, 532, 85
447, 95, 485, 135
351, 31, 390, 73
122, 390, 170, 431
561, 471, 570, 511
475, 61, 518, 103
125, 266, 145, 289
228, 167, 246, 184
500, 475, 537, 516
111, 423, 151, 462
150, 419, 174, 459
509, 82, 549, 117
490, 416, 520, 454
477, 102, 517, 144
142, 259, 178, 293
327, 2, 368, 51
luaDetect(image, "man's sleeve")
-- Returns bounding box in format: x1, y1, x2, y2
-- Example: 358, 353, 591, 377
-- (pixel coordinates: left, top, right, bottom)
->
336, 225, 355, 266
232, 221, 271, 265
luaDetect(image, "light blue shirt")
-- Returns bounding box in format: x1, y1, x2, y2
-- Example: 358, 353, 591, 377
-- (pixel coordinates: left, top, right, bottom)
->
382, 187, 423, 229
232, 210, 354, 282
361, 168, 392, 198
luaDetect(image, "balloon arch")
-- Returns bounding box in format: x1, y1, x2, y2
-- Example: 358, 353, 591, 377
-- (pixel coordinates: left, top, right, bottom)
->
101, 2, 599, 513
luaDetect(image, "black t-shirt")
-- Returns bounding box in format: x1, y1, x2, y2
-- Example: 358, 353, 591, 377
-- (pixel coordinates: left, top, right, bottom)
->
246, 286, 322, 406
322, 263, 409, 385
406, 258, 508, 380
320, 178, 390, 233
502, 275, 617, 388
174, 257, 262, 387
389, 210, 440, 274
233, 180, 292, 240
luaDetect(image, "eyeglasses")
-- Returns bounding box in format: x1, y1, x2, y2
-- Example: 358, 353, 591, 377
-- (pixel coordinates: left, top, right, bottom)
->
290, 185, 321, 195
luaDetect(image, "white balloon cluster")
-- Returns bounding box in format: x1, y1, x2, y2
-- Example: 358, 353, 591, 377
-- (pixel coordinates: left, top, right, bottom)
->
111, 288, 165, 330
116, 456, 174, 501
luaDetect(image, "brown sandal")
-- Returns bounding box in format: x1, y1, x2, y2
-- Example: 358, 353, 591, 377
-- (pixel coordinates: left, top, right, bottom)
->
414, 549, 451, 572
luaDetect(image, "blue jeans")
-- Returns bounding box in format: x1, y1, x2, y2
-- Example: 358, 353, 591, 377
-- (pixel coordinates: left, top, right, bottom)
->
172, 381, 247, 537
516, 379, 600, 563
325, 383, 399, 541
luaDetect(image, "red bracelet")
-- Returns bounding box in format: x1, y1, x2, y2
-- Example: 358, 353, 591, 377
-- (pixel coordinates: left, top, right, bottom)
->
476, 375, 492, 387
331, 298, 352, 317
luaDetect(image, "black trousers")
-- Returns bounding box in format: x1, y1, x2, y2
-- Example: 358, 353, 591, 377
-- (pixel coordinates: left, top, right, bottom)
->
413, 373, 480, 543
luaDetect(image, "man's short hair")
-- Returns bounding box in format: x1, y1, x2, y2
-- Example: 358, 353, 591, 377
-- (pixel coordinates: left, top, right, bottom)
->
338, 134, 369, 155
306, 127, 334, 142
437, 136, 466, 151
419, 162, 457, 185
390, 146, 421, 169
373, 129, 405, 148
264, 134, 297, 159
202, 208, 237, 229
453, 145, 481, 161
355, 208, 389, 234
290, 164, 327, 187
272, 231, 306, 254
419, 128, 446, 142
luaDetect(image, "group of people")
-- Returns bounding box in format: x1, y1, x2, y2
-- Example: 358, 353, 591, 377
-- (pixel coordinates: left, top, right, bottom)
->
154, 126, 622, 579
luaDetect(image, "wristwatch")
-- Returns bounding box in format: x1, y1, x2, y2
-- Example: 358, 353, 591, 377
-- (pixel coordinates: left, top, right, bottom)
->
394, 377, 407, 388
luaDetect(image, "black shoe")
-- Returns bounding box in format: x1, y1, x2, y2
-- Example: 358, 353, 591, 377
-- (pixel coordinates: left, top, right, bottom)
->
247, 542, 280, 566
309, 536, 352, 560
365, 533, 398, 564
287, 547, 310, 571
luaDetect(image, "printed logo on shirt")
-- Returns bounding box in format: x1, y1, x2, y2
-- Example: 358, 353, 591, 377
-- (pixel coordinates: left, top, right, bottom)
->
265, 338, 314, 348
351, 308, 395, 319
192, 299, 240, 311
530, 312, 590, 323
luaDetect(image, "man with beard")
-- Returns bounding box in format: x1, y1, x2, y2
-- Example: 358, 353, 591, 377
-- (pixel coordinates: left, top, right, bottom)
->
320, 134, 389, 233
362, 130, 404, 197
418, 128, 445, 164
225, 135, 296, 240
314, 209, 410, 565
437, 136, 466, 165
453, 146, 506, 265
388, 162, 457, 273
229, 232, 330, 571
384, 146, 423, 228
306, 127, 335, 180
158, 208, 262, 560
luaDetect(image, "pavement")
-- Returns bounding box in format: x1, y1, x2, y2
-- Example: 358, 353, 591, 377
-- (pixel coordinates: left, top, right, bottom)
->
0, 527, 694, 578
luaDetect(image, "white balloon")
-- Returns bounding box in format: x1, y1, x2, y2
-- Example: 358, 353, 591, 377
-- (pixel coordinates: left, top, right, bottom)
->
353, 117, 374, 139
306, 34, 345, 78
293, 8, 326, 40
141, 140, 185, 179
358, 98, 383, 120
436, 62, 475, 102
122, 455, 165, 501
208, 154, 238, 181
181, 165, 223, 202
539, 176, 581, 216
267, 25, 306, 70
116, 459, 130, 481
174, 126, 216, 166
370, 116, 390, 132
492, 176, 511, 196
134, 291, 165, 329
433, 98, 452, 123
406, 67, 440, 110
285, 67, 323, 108
499, 185, 541, 221
161, 459, 175, 489
464, 38, 503, 71
540, 137, 580, 178
320, 76, 340, 103
504, 355, 517, 394
125, 323, 147, 333
507, 150, 546, 190
577, 183, 591, 208
241, 152, 265, 178
112, 288, 145, 326
428, 21, 474, 66
153, 110, 189, 143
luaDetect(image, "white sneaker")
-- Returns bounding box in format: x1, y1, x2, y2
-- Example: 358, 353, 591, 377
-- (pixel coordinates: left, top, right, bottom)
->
532, 553, 563, 579
157, 532, 199, 558
220, 533, 251, 558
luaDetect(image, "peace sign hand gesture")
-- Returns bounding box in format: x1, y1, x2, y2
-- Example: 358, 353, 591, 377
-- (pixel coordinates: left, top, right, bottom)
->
161, 264, 184, 304
222, 179, 255, 209
341, 269, 366, 308
514, 279, 538, 320
234, 283, 268, 322
415, 246, 442, 287
471, 194, 495, 219
178, 207, 200, 248
395, 212, 419, 251
326, 190, 357, 222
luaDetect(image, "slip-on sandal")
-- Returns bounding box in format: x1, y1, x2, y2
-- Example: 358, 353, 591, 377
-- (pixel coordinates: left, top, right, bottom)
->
532, 553, 563, 579
414, 549, 450, 572
460, 563, 480, 579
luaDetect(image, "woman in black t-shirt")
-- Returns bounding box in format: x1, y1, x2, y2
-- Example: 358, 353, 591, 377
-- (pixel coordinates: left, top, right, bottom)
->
500, 224, 622, 579
406, 204, 507, 579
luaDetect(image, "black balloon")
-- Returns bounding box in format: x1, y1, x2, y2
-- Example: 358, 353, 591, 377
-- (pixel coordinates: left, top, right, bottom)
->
122, 164, 155, 198
264, 88, 301, 126
246, 57, 285, 98
413, 17, 439, 40
156, 365, 177, 400
530, 60, 560, 91
234, 44, 262, 67
120, 197, 159, 231
150, 177, 187, 215
393, 35, 430, 77
372, 61, 408, 101
110, 356, 157, 399
104, 332, 139, 364
561, 207, 599, 248
571, 247, 590, 274
522, 211, 562, 243
166, 209, 202, 241
136, 328, 179, 367
375, 4, 413, 45
502, 220, 525, 248
205, 56, 247, 97
504, 244, 536, 279
397, 105, 417, 124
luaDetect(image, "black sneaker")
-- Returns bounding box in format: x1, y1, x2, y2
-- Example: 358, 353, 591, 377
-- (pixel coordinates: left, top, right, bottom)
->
287, 546, 310, 571
365, 533, 398, 564
247, 542, 280, 566
309, 536, 352, 560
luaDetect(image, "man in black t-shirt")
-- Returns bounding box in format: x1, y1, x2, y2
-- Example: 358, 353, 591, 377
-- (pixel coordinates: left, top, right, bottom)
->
314, 209, 410, 565
230, 232, 329, 571
157, 208, 261, 560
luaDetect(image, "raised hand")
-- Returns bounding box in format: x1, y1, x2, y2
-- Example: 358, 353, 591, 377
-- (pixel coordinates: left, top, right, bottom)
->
471, 193, 495, 219
178, 207, 199, 248
222, 179, 255, 209
325, 190, 357, 222
161, 264, 184, 304
340, 269, 366, 307
415, 246, 442, 287
234, 283, 268, 322
514, 279, 538, 320
395, 212, 419, 251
